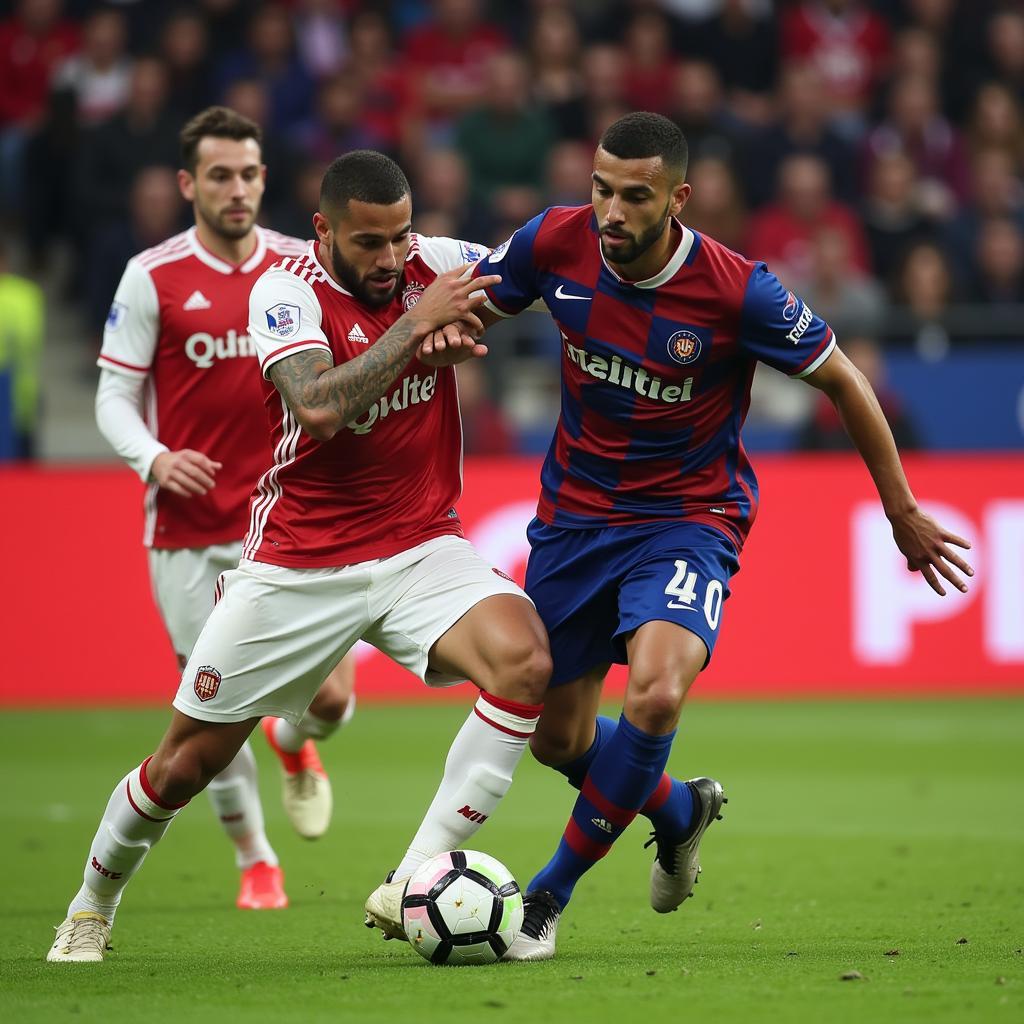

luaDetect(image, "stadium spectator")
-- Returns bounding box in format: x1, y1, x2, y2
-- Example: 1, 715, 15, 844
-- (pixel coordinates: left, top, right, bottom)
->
798, 337, 921, 451
215, 3, 315, 135
744, 61, 857, 208
969, 217, 1024, 304
623, 9, 677, 116
455, 51, 553, 212
0, 238, 44, 459
270, 159, 324, 241
292, 0, 350, 81
51, 6, 131, 126
74, 57, 182, 241
158, 8, 215, 116
401, 0, 509, 141
780, 0, 891, 137
861, 74, 969, 215
528, 6, 586, 141
667, 59, 744, 171
893, 240, 956, 352
295, 72, 387, 165
802, 226, 888, 339
681, 155, 747, 254
861, 150, 938, 287
966, 82, 1024, 165
546, 139, 594, 208
987, 7, 1024, 99
84, 165, 184, 339
745, 153, 870, 290
344, 9, 410, 155
412, 147, 477, 240
455, 359, 518, 455
681, 0, 777, 123
196, 0, 250, 64
579, 42, 629, 142
945, 147, 1024, 287
0, 0, 78, 216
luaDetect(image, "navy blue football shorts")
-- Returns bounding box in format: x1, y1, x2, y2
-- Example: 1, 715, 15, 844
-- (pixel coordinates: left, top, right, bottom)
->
524, 518, 741, 687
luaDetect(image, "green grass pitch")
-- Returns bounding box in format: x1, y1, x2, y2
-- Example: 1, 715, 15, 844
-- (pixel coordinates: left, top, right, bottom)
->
2, 698, 1022, 1024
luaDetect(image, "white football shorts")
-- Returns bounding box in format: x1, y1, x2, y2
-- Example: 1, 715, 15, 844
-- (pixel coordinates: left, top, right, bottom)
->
173, 534, 531, 725
148, 541, 243, 662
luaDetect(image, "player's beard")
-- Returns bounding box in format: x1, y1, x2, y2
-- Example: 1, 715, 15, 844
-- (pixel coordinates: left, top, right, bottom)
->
329, 238, 401, 307
196, 197, 256, 241
600, 202, 672, 266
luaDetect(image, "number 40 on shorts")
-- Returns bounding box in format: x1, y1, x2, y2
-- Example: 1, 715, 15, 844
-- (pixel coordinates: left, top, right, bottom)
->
664, 559, 723, 629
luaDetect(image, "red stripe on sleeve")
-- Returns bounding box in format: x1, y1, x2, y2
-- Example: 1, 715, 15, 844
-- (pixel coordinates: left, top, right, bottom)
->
260, 339, 332, 373
98, 353, 150, 373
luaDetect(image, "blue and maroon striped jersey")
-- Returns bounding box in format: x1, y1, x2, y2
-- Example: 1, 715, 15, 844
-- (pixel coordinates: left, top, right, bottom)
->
474, 205, 836, 550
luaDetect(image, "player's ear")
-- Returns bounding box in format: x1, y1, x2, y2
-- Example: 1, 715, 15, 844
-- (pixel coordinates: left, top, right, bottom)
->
312, 211, 332, 246
177, 168, 195, 203
670, 181, 692, 218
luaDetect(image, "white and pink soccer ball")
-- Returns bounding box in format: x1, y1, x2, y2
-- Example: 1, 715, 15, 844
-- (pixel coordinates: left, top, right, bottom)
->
401, 850, 524, 966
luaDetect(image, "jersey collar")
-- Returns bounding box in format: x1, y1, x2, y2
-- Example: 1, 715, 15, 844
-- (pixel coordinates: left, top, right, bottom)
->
187, 225, 267, 275
598, 218, 695, 289
309, 241, 352, 294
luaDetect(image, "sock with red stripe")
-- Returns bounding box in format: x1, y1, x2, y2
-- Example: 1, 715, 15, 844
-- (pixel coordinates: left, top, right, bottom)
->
556, 714, 695, 840
529, 713, 674, 909
393, 690, 542, 880
66, 758, 188, 925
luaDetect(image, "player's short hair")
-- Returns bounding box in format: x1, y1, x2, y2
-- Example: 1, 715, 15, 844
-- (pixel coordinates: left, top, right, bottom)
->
320, 150, 411, 219
179, 106, 262, 173
599, 112, 689, 181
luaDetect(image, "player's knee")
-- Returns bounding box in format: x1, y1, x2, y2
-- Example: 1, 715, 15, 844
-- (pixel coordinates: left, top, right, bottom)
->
483, 640, 552, 706
308, 687, 350, 723
529, 726, 584, 768
626, 676, 688, 733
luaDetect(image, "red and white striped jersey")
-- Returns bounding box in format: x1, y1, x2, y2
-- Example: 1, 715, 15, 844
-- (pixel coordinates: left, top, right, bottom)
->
244, 235, 489, 568
97, 226, 308, 549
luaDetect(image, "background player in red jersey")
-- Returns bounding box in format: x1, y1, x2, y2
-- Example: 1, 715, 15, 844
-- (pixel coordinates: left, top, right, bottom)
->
438, 112, 975, 960
47, 150, 551, 963
90, 107, 354, 916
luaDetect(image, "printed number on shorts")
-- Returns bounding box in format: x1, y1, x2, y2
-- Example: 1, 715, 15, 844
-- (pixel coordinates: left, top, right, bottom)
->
664, 559, 723, 629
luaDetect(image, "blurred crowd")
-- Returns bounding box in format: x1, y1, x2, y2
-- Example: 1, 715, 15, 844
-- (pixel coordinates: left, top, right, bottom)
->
2, 0, 1024, 456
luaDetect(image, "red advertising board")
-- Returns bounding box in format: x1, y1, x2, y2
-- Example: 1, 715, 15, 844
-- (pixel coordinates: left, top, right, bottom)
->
1, 456, 1021, 706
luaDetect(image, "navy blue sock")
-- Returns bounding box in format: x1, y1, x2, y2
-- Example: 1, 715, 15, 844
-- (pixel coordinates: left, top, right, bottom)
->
553, 715, 695, 840
530, 714, 676, 909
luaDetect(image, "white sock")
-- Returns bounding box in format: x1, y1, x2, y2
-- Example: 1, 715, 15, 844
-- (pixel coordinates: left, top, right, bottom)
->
67, 758, 187, 925
393, 691, 541, 880
205, 740, 277, 870
272, 695, 354, 752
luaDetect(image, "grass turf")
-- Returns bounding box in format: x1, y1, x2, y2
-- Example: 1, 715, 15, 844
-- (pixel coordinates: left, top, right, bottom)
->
1, 698, 1022, 1024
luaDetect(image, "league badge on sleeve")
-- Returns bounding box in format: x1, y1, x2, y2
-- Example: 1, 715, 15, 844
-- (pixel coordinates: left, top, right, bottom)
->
487, 232, 516, 264
105, 301, 127, 331
265, 303, 301, 338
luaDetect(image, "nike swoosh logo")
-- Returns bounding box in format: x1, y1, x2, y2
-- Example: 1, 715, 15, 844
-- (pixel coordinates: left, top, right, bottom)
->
555, 285, 590, 301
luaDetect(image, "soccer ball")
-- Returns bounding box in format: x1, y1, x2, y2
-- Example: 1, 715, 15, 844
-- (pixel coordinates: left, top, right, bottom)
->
401, 850, 523, 965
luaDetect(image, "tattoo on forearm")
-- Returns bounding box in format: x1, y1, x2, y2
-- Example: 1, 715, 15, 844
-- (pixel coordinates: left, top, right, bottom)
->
269, 317, 422, 428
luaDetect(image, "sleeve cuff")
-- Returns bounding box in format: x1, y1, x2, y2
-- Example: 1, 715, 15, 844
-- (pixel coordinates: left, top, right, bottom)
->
138, 442, 170, 484
792, 333, 837, 379
97, 353, 151, 378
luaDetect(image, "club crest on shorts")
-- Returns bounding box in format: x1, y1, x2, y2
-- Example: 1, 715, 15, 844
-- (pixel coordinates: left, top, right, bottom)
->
667, 330, 703, 365
402, 282, 425, 311
194, 665, 222, 702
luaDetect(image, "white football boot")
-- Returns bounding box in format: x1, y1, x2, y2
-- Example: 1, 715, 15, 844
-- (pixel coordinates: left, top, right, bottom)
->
363, 871, 408, 941
261, 719, 333, 840
502, 891, 562, 962
47, 911, 112, 963
648, 776, 726, 913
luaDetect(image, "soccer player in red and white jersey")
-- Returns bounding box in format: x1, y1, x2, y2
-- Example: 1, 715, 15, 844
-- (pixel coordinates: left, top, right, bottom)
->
46, 149, 551, 963
86, 107, 356, 918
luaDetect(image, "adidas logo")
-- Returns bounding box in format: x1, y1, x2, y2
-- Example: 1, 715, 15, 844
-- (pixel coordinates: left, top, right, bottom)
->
183, 290, 212, 311
347, 323, 369, 344
591, 817, 614, 834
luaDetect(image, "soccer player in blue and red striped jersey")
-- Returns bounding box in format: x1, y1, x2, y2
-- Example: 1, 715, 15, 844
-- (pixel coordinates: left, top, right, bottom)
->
436, 112, 974, 960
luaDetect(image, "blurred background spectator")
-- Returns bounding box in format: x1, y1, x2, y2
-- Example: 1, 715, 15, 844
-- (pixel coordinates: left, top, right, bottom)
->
2, 0, 1023, 460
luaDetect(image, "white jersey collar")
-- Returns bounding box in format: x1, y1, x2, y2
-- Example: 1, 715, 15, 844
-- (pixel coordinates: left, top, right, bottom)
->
187, 225, 267, 275
599, 218, 694, 290
309, 241, 353, 295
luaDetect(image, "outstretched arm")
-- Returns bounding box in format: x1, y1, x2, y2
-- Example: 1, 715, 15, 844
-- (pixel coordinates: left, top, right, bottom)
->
804, 347, 974, 596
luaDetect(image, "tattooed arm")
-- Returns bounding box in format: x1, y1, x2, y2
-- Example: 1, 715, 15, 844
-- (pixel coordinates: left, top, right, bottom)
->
268, 265, 502, 442
269, 315, 425, 441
